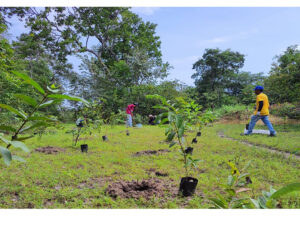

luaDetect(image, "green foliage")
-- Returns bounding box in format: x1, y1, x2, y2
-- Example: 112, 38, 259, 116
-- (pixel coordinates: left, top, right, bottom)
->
146, 94, 202, 177
250, 183, 300, 209
0, 71, 88, 165
270, 102, 300, 119
212, 104, 253, 120
265, 45, 300, 103
209, 161, 253, 209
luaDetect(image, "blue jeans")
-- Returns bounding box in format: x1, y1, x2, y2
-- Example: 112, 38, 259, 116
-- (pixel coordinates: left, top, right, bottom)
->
247, 115, 276, 135
126, 114, 132, 127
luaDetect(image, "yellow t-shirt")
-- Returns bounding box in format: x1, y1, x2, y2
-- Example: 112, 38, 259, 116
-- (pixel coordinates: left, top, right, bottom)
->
255, 93, 269, 116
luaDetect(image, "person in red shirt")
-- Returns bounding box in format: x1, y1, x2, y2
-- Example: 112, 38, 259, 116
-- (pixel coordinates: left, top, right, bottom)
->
126, 103, 137, 127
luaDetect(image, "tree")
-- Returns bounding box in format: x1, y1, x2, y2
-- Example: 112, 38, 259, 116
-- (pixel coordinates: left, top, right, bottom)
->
192, 48, 245, 108
264, 45, 300, 104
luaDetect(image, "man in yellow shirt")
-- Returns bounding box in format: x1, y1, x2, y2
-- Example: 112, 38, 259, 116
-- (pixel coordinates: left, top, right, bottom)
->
243, 86, 276, 137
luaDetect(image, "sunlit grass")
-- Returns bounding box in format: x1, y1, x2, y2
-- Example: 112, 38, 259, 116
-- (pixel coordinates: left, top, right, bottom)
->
0, 124, 299, 208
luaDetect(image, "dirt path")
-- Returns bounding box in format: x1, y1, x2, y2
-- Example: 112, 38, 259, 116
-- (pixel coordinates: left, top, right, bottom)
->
217, 131, 300, 160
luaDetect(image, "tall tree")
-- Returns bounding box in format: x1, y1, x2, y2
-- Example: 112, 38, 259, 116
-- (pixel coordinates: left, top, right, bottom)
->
191, 48, 245, 108
265, 45, 300, 103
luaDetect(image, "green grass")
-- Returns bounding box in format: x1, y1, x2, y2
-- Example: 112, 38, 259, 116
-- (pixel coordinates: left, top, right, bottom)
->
217, 124, 300, 155
0, 124, 299, 208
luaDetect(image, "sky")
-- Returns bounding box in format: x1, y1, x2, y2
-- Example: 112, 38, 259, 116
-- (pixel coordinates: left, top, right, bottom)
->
7, 7, 300, 86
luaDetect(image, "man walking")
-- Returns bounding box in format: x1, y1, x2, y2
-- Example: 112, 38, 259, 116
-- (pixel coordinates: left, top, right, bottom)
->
242, 86, 276, 137
126, 103, 137, 127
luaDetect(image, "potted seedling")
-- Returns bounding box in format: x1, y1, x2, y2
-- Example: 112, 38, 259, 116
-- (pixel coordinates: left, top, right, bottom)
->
79, 118, 92, 153
146, 94, 201, 197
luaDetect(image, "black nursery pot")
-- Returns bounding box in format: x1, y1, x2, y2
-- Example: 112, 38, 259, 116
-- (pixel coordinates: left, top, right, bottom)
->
197, 132, 201, 137
192, 138, 197, 144
185, 147, 194, 155
126, 132, 130, 136
179, 177, 198, 197
246, 124, 249, 130
102, 135, 108, 141
80, 144, 88, 153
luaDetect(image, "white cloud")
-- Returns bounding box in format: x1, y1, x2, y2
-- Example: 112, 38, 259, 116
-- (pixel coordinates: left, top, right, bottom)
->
131, 7, 160, 16
198, 28, 259, 47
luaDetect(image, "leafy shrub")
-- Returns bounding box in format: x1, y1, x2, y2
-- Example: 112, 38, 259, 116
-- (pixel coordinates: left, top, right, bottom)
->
270, 102, 300, 119
212, 104, 253, 120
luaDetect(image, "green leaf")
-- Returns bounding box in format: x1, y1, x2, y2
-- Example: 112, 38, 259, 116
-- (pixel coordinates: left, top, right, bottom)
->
0, 125, 16, 133
270, 183, 300, 199
12, 71, 45, 95
250, 199, 260, 209
14, 94, 37, 107
209, 198, 227, 209
160, 117, 169, 124
178, 125, 184, 138
0, 146, 12, 165
46, 86, 60, 93
20, 122, 48, 133
0, 134, 10, 145
175, 115, 184, 129
14, 136, 34, 141
169, 141, 176, 148
10, 141, 30, 153
48, 94, 89, 105
227, 175, 235, 186
166, 130, 176, 142
12, 155, 26, 163
242, 160, 253, 171
0, 104, 27, 119
39, 100, 55, 108
28, 116, 56, 122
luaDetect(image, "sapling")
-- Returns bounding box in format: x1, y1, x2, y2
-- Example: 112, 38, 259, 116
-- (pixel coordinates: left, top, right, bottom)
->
0, 71, 89, 165
209, 160, 254, 209
146, 94, 201, 196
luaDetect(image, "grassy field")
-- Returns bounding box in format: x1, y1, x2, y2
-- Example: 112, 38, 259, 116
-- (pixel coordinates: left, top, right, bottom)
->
0, 124, 299, 208
218, 124, 300, 155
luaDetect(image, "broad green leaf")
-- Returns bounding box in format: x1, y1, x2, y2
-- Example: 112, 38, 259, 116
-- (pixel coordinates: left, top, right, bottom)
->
0, 146, 12, 165
14, 136, 34, 141
10, 141, 30, 153
238, 173, 249, 180
12, 155, 26, 163
12, 71, 45, 94
0, 134, 10, 145
270, 183, 300, 199
209, 198, 227, 209
175, 115, 184, 129
48, 94, 89, 105
28, 116, 56, 122
0, 125, 16, 133
20, 122, 48, 133
166, 130, 176, 142
0, 104, 27, 119
165, 127, 171, 136
160, 117, 169, 124
250, 199, 260, 209
178, 125, 184, 138
167, 111, 175, 123
14, 94, 37, 107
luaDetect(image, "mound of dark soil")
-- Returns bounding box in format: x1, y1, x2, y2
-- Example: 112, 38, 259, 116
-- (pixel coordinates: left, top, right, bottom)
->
106, 178, 177, 199
134, 149, 170, 156
35, 146, 66, 154
147, 168, 169, 177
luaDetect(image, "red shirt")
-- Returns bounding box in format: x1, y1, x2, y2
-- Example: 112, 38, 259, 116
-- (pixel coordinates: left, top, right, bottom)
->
126, 104, 135, 116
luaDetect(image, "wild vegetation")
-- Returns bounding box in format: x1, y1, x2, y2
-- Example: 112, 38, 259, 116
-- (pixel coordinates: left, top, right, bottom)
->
0, 7, 299, 209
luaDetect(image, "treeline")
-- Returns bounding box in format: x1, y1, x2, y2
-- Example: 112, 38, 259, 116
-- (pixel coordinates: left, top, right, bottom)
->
1, 7, 300, 123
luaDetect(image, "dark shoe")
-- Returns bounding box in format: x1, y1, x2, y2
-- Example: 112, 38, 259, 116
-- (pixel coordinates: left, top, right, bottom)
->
268, 133, 277, 137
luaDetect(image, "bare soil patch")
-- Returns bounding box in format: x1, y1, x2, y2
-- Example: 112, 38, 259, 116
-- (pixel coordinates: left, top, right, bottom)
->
134, 149, 170, 156
35, 146, 66, 154
106, 178, 177, 200
147, 168, 169, 177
